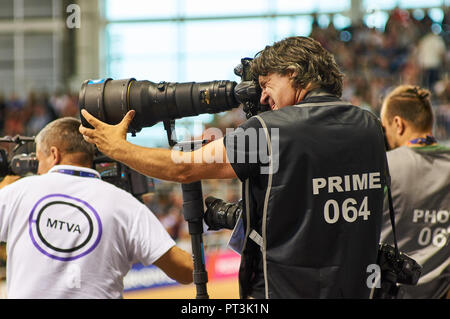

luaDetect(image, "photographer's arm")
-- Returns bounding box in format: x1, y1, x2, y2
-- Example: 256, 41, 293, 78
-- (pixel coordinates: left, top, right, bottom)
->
153, 246, 194, 285
0, 243, 6, 260
79, 109, 237, 183
0, 175, 21, 189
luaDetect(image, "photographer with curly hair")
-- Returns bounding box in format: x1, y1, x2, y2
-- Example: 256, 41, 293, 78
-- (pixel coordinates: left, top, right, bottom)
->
80, 36, 387, 299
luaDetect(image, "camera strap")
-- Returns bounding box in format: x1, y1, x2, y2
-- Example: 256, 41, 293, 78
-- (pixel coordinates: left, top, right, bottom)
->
384, 153, 400, 256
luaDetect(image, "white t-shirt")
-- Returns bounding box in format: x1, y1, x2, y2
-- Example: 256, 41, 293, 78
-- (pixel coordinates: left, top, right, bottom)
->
417, 33, 446, 69
0, 165, 175, 299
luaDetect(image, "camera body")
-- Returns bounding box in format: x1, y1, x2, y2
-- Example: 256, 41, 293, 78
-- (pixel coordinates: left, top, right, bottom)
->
204, 196, 242, 231
0, 136, 38, 177
374, 243, 422, 299
7, 152, 38, 176
233, 57, 270, 118
94, 155, 154, 199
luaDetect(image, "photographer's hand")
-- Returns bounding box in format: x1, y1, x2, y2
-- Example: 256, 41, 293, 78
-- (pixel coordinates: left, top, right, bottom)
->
79, 109, 236, 183
79, 109, 135, 159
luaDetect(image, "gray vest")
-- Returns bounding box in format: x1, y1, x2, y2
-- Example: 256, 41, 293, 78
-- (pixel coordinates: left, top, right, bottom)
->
380, 145, 450, 298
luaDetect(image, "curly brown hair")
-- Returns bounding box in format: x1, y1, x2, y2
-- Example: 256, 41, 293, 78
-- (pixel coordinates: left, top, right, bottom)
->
250, 36, 344, 97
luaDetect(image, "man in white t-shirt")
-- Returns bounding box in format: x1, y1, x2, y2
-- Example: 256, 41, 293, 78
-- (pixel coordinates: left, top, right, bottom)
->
416, 32, 446, 90
0, 117, 193, 298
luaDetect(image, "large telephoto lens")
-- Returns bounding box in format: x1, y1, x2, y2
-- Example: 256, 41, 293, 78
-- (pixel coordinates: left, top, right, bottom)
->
79, 78, 239, 133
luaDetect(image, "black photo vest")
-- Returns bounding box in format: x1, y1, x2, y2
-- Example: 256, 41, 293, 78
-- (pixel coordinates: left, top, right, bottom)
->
226, 94, 387, 299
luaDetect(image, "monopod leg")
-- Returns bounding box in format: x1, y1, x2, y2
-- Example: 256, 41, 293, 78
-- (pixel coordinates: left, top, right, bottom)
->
181, 181, 209, 299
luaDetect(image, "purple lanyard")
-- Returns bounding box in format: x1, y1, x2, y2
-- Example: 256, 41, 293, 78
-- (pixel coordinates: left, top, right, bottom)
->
54, 169, 100, 179
409, 135, 437, 145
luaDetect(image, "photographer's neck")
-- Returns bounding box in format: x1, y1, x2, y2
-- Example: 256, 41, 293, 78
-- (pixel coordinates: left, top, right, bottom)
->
303, 88, 334, 100
295, 83, 317, 103
58, 152, 92, 169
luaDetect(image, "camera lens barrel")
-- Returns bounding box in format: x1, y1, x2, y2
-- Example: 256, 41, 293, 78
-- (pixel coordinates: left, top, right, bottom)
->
204, 196, 242, 231
79, 78, 239, 132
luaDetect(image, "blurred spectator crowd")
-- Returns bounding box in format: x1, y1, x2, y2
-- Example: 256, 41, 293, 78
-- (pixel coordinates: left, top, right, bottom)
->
0, 91, 79, 138
0, 7, 449, 249
310, 7, 450, 140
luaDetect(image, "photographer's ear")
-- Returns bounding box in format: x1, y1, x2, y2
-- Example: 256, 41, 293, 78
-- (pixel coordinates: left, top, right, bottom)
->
49, 146, 62, 165
393, 116, 405, 136
285, 67, 298, 83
